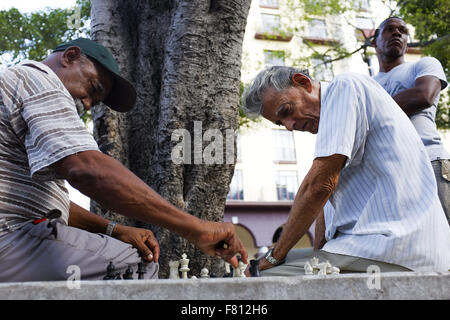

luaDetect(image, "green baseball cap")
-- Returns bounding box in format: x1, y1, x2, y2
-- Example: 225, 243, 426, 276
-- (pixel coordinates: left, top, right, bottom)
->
53, 38, 136, 112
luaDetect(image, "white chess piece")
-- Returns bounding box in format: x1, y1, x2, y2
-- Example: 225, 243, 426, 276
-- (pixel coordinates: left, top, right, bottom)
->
233, 264, 241, 277
304, 262, 313, 275
331, 266, 340, 275
324, 261, 333, 275
238, 261, 247, 278
169, 260, 180, 279
200, 268, 209, 279
190, 275, 197, 279
311, 257, 320, 274
179, 253, 190, 279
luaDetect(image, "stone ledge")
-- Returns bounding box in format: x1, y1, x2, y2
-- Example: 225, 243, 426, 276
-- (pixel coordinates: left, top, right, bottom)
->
1, 272, 449, 300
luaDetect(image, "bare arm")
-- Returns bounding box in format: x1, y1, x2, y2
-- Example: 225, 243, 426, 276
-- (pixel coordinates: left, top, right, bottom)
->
313, 208, 327, 250
392, 75, 442, 116
259, 154, 346, 271
53, 150, 248, 266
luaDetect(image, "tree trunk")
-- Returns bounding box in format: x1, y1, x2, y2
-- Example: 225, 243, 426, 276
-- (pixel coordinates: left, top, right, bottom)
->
89, 0, 251, 278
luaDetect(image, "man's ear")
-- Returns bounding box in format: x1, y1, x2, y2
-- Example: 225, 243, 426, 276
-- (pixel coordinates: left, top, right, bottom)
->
60, 46, 83, 67
292, 73, 312, 93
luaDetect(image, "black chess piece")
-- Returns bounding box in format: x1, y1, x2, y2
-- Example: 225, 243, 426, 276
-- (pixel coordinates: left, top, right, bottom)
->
123, 265, 134, 280
104, 261, 117, 280
137, 261, 146, 280
249, 259, 261, 277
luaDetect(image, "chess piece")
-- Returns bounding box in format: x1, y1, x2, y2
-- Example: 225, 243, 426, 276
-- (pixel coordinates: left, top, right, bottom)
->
200, 268, 209, 279
318, 263, 327, 275
331, 266, 340, 275
137, 261, 147, 280
191, 275, 197, 279
238, 260, 247, 278
179, 253, 190, 279
169, 260, 180, 279
223, 262, 232, 277
123, 265, 134, 280
311, 257, 320, 274
104, 261, 118, 280
249, 259, 260, 277
304, 261, 314, 275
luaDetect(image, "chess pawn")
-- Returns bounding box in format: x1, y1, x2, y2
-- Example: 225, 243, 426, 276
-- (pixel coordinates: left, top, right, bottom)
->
104, 261, 117, 280
200, 268, 209, 279
179, 253, 190, 279
169, 260, 180, 279
122, 265, 134, 280
190, 275, 197, 279
304, 262, 314, 275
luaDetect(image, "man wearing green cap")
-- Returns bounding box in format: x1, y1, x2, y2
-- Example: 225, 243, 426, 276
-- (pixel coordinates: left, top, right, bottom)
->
0, 38, 248, 281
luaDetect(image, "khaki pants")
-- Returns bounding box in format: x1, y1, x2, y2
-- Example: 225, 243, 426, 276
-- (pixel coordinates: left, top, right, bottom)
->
261, 248, 411, 277
0, 220, 159, 282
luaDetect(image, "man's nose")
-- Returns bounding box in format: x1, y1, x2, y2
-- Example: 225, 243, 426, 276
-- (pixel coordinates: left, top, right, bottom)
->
283, 119, 295, 131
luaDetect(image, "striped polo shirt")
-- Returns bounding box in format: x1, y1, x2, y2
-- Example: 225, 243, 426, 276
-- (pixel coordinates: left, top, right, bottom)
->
316, 73, 450, 271
0, 60, 99, 237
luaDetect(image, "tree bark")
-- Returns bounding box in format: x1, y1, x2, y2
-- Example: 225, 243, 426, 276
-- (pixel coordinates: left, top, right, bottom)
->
90, 0, 251, 278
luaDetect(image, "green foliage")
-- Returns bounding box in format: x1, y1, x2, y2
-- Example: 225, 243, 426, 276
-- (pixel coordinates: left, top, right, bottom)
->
398, 0, 449, 129
0, 0, 91, 66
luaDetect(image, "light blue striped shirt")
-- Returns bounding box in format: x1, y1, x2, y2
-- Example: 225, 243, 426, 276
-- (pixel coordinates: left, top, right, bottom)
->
315, 73, 450, 271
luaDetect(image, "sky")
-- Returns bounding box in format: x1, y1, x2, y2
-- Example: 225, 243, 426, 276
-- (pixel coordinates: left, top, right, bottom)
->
0, 0, 77, 12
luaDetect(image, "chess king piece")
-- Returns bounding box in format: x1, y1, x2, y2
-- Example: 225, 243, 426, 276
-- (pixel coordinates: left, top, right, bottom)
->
169, 260, 180, 279
179, 253, 190, 279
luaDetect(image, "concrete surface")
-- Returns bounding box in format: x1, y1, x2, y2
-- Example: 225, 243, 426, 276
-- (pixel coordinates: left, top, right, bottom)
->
0, 272, 448, 300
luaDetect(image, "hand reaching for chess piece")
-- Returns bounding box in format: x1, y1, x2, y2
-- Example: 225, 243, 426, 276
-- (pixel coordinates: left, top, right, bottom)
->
110, 224, 159, 262
187, 220, 248, 269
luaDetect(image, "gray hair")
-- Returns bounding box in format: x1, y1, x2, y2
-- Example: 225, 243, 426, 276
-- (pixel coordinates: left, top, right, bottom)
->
242, 66, 311, 116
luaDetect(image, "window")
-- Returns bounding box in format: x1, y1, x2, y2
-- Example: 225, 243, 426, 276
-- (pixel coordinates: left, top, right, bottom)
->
261, 14, 281, 34
264, 50, 285, 66
275, 171, 298, 200
311, 57, 334, 81
273, 129, 296, 162
307, 19, 328, 39
227, 170, 244, 200
355, 17, 374, 30
354, 0, 370, 11
259, 0, 279, 7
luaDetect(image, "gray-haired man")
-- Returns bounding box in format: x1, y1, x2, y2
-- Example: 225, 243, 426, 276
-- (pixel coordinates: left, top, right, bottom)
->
242, 66, 450, 276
